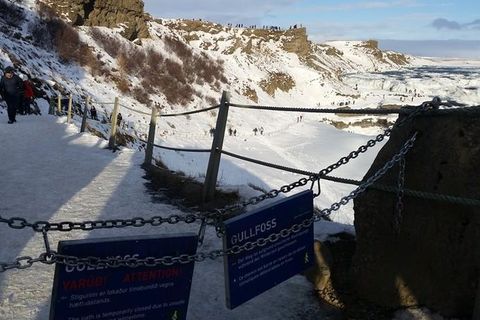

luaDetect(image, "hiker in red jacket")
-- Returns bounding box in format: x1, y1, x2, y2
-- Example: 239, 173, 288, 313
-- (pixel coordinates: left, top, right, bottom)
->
21, 74, 35, 115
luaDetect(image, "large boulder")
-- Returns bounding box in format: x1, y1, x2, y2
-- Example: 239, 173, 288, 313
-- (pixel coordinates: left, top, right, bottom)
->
41, 0, 150, 40
353, 108, 480, 317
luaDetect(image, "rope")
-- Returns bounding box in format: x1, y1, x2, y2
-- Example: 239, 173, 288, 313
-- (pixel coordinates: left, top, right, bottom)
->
221, 149, 315, 176
120, 104, 151, 116
90, 101, 115, 105
139, 139, 211, 153
320, 176, 480, 207
220, 150, 480, 207
229, 103, 410, 115
160, 105, 220, 117
229, 103, 480, 116
369, 184, 480, 207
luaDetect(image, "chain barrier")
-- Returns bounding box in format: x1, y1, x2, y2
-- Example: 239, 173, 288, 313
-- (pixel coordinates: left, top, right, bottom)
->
0, 99, 447, 236
1, 99, 478, 273
0, 132, 418, 273
316, 132, 418, 220
0, 214, 202, 233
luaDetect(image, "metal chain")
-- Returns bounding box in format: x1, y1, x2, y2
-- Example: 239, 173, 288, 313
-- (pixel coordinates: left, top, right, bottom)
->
0, 214, 201, 232
0, 217, 315, 273
0, 100, 435, 237
317, 100, 436, 179
393, 157, 406, 233
316, 132, 417, 220
211, 100, 435, 225
0, 133, 418, 273
0, 253, 50, 273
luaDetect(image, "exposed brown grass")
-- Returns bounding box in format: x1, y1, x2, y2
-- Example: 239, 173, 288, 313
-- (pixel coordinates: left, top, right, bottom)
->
112, 75, 130, 93
144, 163, 239, 211
132, 86, 151, 105
260, 72, 295, 97
33, 3, 108, 76
90, 27, 123, 58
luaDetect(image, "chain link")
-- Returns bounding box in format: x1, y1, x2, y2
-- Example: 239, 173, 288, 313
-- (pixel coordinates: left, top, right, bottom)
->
0, 253, 49, 272
0, 213, 203, 232
316, 132, 417, 220
393, 156, 406, 233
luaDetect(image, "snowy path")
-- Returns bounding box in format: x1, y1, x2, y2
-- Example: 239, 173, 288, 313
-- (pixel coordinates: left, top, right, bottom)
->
0, 113, 334, 320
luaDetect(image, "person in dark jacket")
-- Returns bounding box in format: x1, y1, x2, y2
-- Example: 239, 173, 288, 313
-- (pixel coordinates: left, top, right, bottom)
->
90, 105, 98, 120
0, 66, 24, 123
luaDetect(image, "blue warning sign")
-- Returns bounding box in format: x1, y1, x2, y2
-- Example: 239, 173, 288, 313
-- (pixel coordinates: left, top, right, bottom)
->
50, 233, 197, 320
223, 190, 314, 309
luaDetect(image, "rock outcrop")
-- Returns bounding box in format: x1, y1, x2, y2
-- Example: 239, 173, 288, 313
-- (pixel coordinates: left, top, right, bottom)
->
356, 40, 409, 65
353, 108, 480, 317
41, 0, 150, 40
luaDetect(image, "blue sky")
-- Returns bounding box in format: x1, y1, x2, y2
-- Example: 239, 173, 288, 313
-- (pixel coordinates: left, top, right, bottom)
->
143, 0, 480, 58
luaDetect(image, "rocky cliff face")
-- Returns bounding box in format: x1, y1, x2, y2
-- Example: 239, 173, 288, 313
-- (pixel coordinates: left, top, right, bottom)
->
41, 0, 150, 40
353, 109, 480, 317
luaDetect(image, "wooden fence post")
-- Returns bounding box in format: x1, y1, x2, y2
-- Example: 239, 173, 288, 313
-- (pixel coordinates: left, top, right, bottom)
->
67, 94, 73, 123
108, 97, 120, 150
80, 96, 90, 133
144, 106, 158, 166
203, 91, 230, 202
57, 92, 62, 115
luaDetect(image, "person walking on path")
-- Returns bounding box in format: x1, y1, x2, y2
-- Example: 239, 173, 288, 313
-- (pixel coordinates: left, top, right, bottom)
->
21, 74, 35, 115
90, 105, 98, 120
0, 66, 24, 123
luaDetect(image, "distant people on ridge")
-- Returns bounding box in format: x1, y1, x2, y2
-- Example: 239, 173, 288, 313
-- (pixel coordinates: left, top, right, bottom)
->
0, 66, 24, 124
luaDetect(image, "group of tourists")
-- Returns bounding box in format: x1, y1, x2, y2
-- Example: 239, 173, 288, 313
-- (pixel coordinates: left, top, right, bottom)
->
252, 126, 264, 135
0, 66, 38, 124
224, 23, 303, 32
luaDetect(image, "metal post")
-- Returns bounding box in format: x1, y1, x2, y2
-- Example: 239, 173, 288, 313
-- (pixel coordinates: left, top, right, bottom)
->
203, 91, 230, 202
80, 96, 90, 133
108, 97, 120, 150
67, 94, 73, 123
144, 106, 158, 166
57, 92, 62, 116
